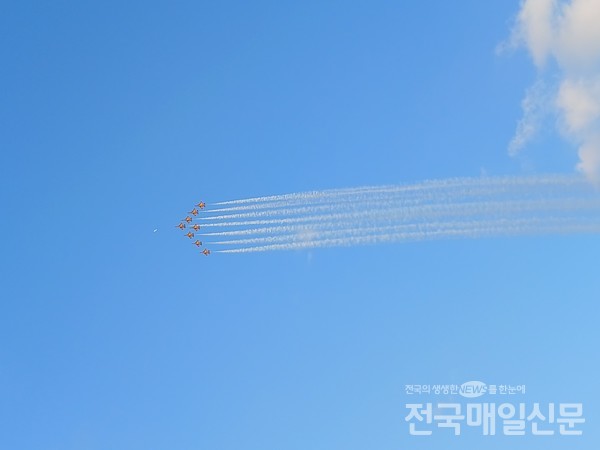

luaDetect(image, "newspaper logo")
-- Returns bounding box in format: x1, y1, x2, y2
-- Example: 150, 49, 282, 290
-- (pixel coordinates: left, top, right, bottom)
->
460, 381, 487, 399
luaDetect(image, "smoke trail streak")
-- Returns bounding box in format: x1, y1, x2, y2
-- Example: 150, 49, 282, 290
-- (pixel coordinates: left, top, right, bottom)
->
204, 197, 600, 223
211, 175, 585, 207
198, 197, 600, 232
184, 175, 600, 254
217, 217, 600, 253
210, 221, 501, 246
209, 214, 600, 247
203, 176, 594, 222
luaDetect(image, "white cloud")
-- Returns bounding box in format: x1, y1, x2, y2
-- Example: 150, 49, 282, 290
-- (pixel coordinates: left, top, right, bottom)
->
556, 0, 600, 70
577, 135, 600, 181
507, 0, 600, 183
556, 78, 600, 134
516, 0, 557, 68
509, 79, 550, 156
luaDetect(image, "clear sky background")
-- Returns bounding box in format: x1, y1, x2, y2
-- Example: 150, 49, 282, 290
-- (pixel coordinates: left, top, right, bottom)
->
1, 1, 598, 449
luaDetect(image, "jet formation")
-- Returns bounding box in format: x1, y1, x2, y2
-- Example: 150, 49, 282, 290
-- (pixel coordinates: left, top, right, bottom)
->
176, 200, 210, 256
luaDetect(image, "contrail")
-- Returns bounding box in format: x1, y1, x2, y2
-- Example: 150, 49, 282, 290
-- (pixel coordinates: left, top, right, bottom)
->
208, 198, 600, 248
216, 217, 600, 253
210, 174, 583, 207
202, 176, 593, 222
184, 175, 600, 254
199, 197, 600, 231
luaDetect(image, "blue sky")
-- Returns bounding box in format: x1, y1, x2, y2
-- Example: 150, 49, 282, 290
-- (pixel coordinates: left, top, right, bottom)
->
1, 1, 598, 449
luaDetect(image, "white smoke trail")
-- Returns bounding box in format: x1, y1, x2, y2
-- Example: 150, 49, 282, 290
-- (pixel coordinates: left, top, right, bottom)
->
185, 175, 600, 254
202, 176, 592, 226
205, 199, 600, 245
199, 197, 600, 232
208, 198, 600, 247
217, 217, 600, 253
210, 174, 584, 208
